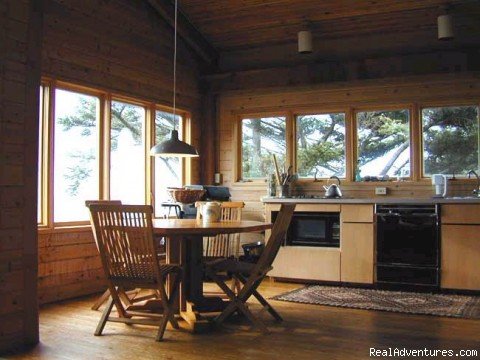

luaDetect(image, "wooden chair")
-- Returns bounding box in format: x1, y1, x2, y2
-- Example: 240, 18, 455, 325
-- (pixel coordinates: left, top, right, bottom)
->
204, 203, 295, 333
88, 204, 182, 341
195, 201, 245, 259
86, 200, 125, 311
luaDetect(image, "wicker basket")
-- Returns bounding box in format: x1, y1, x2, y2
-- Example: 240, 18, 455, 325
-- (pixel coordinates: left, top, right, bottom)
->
167, 188, 205, 203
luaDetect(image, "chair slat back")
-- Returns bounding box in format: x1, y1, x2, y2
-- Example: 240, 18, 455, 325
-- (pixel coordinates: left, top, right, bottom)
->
254, 204, 295, 273
196, 202, 245, 258
88, 204, 160, 284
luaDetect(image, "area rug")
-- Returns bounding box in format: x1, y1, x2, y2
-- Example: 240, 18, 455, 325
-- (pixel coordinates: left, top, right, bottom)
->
271, 286, 480, 319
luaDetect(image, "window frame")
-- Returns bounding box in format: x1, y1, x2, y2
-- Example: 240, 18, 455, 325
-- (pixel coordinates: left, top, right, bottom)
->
235, 112, 290, 183
38, 78, 190, 230
293, 110, 348, 180
353, 104, 414, 181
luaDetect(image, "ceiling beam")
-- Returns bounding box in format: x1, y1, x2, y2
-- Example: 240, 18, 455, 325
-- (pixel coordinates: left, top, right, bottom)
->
147, 0, 218, 65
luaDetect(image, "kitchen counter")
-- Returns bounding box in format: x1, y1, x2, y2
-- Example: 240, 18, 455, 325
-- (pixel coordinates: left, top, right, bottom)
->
262, 196, 480, 204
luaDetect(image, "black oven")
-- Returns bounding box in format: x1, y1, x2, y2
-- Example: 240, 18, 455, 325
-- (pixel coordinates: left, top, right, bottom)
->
376, 204, 440, 288
273, 211, 340, 247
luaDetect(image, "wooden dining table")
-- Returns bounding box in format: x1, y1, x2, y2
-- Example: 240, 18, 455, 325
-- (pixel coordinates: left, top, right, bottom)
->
152, 218, 272, 332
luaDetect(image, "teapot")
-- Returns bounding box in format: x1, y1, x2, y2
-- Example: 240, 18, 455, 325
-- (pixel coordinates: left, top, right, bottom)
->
200, 202, 221, 223
323, 176, 342, 198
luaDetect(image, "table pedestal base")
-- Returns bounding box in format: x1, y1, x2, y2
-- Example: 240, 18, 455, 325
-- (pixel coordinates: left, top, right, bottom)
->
180, 296, 228, 333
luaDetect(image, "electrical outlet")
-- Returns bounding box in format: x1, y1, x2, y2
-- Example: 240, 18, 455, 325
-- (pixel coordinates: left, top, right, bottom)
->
375, 187, 387, 195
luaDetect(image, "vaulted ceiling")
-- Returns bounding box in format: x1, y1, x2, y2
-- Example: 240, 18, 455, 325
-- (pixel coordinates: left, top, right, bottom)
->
150, 0, 480, 72
178, 0, 479, 51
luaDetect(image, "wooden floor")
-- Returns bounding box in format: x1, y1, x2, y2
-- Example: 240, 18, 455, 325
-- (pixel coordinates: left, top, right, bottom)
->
5, 281, 480, 360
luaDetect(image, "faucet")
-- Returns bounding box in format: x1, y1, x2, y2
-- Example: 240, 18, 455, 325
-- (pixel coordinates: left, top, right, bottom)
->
467, 170, 480, 197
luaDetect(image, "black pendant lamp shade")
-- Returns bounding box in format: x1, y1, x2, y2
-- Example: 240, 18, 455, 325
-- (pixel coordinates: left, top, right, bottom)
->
150, 130, 198, 158
149, 0, 199, 158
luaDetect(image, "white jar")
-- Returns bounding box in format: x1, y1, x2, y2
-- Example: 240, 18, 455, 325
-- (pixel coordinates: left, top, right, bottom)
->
201, 202, 221, 223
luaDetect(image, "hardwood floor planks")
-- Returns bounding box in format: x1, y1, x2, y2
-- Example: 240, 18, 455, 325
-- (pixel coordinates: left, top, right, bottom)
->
5, 281, 480, 360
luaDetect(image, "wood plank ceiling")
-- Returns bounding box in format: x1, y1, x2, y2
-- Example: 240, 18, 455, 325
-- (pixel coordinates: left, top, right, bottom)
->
178, 0, 480, 52
171, 0, 480, 70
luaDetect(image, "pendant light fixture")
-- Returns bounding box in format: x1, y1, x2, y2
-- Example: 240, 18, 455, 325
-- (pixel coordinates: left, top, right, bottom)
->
298, 30, 313, 54
150, 0, 199, 158
437, 13, 454, 40
437, 4, 454, 41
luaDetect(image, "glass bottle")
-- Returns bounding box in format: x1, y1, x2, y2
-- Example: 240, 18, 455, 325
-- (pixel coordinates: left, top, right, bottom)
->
355, 161, 362, 182
268, 174, 277, 197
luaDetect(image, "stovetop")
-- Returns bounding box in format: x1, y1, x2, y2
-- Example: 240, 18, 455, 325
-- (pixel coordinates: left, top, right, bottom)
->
288, 195, 346, 199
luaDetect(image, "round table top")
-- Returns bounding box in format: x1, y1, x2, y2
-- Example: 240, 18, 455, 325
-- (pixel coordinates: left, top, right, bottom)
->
152, 219, 272, 236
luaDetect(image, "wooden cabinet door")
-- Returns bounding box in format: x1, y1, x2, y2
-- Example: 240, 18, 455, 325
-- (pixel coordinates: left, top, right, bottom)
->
441, 225, 480, 290
341, 223, 374, 284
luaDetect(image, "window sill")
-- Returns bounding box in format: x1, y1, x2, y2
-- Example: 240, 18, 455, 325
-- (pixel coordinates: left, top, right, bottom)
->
38, 224, 92, 234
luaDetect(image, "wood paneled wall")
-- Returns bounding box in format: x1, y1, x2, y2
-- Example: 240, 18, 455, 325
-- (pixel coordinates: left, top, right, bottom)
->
37, 0, 205, 305
0, 0, 42, 353
216, 73, 480, 242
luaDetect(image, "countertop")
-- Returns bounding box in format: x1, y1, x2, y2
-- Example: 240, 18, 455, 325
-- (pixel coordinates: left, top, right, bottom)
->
262, 196, 480, 204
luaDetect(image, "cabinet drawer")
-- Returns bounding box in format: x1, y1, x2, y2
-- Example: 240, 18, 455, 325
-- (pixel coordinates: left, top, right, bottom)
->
341, 204, 374, 223
442, 204, 480, 224
271, 247, 340, 281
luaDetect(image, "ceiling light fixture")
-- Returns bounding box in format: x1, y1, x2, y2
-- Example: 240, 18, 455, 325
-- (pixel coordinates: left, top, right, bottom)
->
150, 0, 199, 158
437, 9, 454, 40
298, 30, 313, 54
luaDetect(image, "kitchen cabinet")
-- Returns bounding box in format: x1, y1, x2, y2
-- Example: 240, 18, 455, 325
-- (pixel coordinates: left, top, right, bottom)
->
263, 199, 480, 290
441, 204, 480, 290
340, 205, 375, 284
265, 203, 341, 282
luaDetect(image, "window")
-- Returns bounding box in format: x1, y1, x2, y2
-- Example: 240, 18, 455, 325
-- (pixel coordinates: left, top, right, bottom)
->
422, 105, 479, 176
356, 109, 410, 179
53, 89, 100, 222
37, 80, 190, 227
154, 110, 183, 216
241, 116, 286, 179
109, 100, 146, 204
296, 113, 346, 178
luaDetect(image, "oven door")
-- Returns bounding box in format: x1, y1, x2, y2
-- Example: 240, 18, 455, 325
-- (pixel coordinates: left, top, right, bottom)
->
376, 213, 439, 267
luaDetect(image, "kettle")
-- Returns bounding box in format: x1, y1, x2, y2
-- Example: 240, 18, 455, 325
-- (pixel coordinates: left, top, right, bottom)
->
323, 176, 342, 198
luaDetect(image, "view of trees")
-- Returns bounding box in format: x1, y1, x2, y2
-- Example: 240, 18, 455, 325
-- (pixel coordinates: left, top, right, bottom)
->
422, 105, 479, 175
296, 114, 345, 178
241, 117, 286, 179
57, 98, 181, 195
54, 89, 99, 222
356, 109, 410, 178
241, 106, 479, 180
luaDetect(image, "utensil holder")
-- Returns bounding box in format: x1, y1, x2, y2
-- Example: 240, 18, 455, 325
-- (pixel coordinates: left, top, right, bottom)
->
280, 184, 290, 198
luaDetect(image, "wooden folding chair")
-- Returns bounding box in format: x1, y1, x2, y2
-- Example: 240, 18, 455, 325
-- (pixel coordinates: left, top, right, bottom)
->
86, 200, 126, 310
196, 201, 245, 294
196, 201, 245, 260
204, 204, 295, 333
88, 204, 182, 341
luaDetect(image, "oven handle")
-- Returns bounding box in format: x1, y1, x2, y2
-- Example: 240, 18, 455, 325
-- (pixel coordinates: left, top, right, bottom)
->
376, 213, 437, 218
